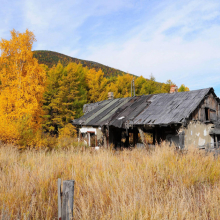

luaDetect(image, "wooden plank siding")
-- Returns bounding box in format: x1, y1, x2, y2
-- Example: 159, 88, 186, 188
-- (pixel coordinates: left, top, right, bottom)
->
191, 92, 219, 123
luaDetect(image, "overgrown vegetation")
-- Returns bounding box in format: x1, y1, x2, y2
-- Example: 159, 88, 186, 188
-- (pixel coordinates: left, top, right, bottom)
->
1, 143, 220, 219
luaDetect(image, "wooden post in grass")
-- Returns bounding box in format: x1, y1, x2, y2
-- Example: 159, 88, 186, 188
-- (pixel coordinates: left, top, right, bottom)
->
58, 178, 62, 220
61, 180, 75, 220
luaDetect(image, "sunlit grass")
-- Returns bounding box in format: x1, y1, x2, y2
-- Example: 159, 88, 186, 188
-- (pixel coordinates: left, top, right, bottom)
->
1, 143, 220, 219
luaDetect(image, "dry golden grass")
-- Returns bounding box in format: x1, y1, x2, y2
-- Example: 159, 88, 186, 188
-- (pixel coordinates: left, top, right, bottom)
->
1, 143, 220, 219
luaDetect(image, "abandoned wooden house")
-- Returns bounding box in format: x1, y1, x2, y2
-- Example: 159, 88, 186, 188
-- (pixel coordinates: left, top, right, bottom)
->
72, 87, 220, 149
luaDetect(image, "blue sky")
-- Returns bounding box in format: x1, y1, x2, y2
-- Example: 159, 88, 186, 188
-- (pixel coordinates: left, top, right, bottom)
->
1, 0, 220, 95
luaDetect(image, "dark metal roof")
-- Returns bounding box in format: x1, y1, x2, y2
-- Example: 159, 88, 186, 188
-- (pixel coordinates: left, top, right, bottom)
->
72, 88, 215, 128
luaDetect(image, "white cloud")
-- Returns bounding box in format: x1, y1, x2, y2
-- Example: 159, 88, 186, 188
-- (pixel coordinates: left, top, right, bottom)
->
85, 0, 220, 91
1, 0, 220, 95
19, 0, 134, 54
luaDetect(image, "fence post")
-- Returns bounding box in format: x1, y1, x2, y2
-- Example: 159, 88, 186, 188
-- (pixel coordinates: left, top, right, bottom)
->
58, 178, 62, 220
61, 180, 75, 220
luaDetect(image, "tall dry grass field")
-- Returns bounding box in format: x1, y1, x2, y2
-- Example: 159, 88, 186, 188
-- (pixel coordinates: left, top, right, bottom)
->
1, 143, 220, 219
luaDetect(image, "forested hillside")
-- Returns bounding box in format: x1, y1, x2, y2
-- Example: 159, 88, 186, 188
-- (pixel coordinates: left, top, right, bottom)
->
33, 50, 129, 78
33, 50, 165, 90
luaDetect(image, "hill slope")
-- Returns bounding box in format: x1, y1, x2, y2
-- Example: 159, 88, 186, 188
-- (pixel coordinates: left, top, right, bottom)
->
33, 50, 130, 78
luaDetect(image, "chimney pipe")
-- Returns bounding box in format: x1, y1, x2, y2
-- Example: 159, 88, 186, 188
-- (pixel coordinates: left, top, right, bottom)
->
131, 78, 135, 97
133, 79, 135, 96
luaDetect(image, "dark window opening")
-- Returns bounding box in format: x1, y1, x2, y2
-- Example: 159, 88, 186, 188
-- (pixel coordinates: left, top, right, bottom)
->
90, 133, 96, 147
205, 108, 209, 121
121, 131, 134, 148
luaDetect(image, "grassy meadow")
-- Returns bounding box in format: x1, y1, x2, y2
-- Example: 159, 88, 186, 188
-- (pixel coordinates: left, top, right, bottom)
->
1, 143, 220, 219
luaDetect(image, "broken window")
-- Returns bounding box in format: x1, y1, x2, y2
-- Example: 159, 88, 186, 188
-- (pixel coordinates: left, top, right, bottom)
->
90, 133, 96, 147
205, 108, 217, 121
121, 131, 134, 148
86, 132, 96, 147
205, 108, 210, 121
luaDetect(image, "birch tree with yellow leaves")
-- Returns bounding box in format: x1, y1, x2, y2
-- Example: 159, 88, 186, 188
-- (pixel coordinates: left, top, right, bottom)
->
0, 29, 46, 144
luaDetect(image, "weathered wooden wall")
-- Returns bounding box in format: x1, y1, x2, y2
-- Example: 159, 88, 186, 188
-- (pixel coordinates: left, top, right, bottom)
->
191, 92, 219, 122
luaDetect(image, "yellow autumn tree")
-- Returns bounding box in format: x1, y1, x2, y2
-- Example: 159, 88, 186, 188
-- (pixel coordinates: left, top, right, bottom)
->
161, 80, 175, 93
0, 29, 46, 144
86, 68, 108, 102
178, 84, 190, 92
107, 74, 134, 98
